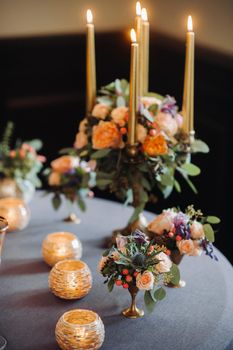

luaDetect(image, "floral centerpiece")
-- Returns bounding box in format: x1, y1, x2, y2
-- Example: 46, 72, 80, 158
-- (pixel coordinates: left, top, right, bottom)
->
99, 229, 180, 318
74, 79, 209, 233
0, 122, 46, 202
46, 154, 96, 223
147, 205, 220, 286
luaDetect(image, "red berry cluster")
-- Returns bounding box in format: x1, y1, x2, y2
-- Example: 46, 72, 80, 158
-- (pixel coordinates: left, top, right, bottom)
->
119, 114, 129, 135
114, 269, 139, 289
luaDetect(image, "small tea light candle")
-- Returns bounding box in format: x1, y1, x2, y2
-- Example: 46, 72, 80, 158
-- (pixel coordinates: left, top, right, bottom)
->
42, 232, 82, 267
0, 197, 30, 231
49, 260, 92, 299
55, 309, 105, 350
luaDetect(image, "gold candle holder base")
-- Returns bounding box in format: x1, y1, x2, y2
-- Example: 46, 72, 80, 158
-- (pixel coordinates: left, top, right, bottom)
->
122, 286, 144, 319
63, 213, 81, 224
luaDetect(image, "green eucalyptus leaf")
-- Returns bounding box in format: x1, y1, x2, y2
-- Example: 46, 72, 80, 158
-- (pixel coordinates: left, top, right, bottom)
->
144, 291, 157, 313
116, 96, 126, 107
77, 197, 86, 212
141, 177, 152, 191
142, 108, 154, 123
52, 194, 61, 210
191, 139, 209, 154
128, 204, 145, 224
154, 287, 166, 301
26, 139, 43, 151
206, 216, 221, 224
91, 149, 111, 159
169, 264, 180, 286
160, 173, 174, 187
124, 189, 133, 206
203, 223, 215, 242
148, 104, 159, 115
145, 92, 164, 100
181, 163, 201, 176
174, 179, 181, 192
96, 179, 112, 187
107, 278, 115, 292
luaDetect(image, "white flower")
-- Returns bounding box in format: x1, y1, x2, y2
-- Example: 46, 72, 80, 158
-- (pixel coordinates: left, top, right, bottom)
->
155, 252, 172, 273
190, 221, 205, 239
155, 112, 178, 137
116, 235, 128, 254
136, 271, 154, 291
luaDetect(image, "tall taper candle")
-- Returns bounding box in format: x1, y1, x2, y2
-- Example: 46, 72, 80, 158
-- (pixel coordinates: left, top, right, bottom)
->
141, 8, 149, 95
128, 29, 139, 146
86, 9, 96, 115
135, 2, 143, 100
182, 15, 195, 135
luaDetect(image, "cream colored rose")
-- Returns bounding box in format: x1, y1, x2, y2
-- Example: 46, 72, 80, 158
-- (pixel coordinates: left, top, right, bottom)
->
74, 131, 88, 149
148, 209, 176, 235
136, 271, 154, 291
92, 103, 110, 119
48, 172, 61, 186
111, 106, 128, 124
116, 235, 128, 254
155, 252, 172, 273
51, 156, 80, 173
136, 124, 148, 143
141, 96, 162, 109
175, 113, 183, 128
190, 221, 205, 239
79, 118, 87, 132
98, 256, 109, 272
177, 239, 202, 256
155, 112, 178, 137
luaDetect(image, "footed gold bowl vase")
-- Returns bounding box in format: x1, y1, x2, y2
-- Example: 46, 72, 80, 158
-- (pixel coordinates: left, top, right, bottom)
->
122, 286, 144, 319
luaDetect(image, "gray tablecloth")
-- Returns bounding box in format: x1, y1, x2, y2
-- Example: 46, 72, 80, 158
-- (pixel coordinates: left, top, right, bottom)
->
0, 192, 233, 350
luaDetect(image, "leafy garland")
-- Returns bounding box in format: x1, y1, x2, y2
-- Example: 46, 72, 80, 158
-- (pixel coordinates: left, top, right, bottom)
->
73, 79, 209, 224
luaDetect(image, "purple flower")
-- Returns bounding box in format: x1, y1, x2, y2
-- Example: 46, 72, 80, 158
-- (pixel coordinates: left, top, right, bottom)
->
175, 223, 191, 239
160, 95, 178, 117
132, 229, 148, 244
201, 239, 218, 261
174, 212, 189, 227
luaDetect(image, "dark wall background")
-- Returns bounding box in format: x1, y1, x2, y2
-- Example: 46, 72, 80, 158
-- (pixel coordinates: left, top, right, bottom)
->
0, 31, 232, 263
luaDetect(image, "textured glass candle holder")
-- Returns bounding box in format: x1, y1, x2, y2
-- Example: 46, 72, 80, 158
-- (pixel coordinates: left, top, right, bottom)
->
0, 197, 30, 231
49, 260, 92, 299
55, 309, 105, 350
42, 232, 82, 267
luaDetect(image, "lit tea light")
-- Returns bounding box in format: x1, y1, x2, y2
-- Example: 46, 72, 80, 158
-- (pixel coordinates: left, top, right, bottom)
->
49, 260, 92, 300
55, 309, 105, 350
42, 232, 82, 267
0, 197, 30, 231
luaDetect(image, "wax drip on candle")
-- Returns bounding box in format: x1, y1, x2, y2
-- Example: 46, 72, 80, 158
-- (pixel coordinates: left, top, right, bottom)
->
86, 9, 93, 23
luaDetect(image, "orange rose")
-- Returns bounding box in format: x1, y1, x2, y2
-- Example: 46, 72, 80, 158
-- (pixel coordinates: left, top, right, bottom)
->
51, 156, 80, 173
111, 107, 128, 124
48, 172, 61, 186
92, 121, 123, 149
74, 131, 88, 149
142, 134, 168, 156
92, 103, 110, 119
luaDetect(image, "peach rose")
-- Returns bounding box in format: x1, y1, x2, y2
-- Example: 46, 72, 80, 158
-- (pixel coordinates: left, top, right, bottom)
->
87, 159, 97, 171
92, 121, 123, 149
177, 239, 202, 256
51, 156, 80, 173
155, 252, 172, 273
190, 221, 205, 240
136, 124, 148, 143
155, 112, 178, 137
148, 210, 176, 235
98, 256, 109, 272
92, 103, 110, 119
48, 172, 61, 186
136, 271, 154, 291
79, 118, 87, 132
74, 131, 88, 149
111, 107, 128, 124
142, 134, 168, 156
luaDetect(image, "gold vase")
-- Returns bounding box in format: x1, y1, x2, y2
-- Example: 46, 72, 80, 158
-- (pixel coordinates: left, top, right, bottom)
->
122, 285, 144, 319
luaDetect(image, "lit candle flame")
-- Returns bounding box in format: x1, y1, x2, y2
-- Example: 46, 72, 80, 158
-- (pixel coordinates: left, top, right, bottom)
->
136, 1, 141, 16
141, 8, 148, 21
187, 15, 193, 32
130, 28, 137, 43
86, 9, 93, 24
